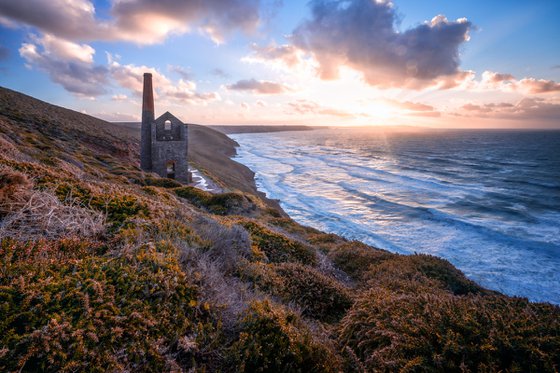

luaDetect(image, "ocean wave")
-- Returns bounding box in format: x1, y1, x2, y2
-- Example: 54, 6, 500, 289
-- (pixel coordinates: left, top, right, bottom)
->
231, 130, 560, 304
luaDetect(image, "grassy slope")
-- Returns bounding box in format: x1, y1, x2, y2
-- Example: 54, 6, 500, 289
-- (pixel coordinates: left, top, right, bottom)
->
0, 86, 558, 372
114, 120, 284, 211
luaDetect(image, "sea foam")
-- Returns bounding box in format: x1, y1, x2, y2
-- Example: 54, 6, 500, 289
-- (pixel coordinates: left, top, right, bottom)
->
231, 128, 560, 304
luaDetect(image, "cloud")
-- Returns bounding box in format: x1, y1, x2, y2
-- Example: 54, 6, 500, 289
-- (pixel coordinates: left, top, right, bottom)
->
94, 111, 139, 122
389, 100, 435, 112
109, 57, 219, 105
482, 71, 515, 84
169, 65, 192, 81
111, 94, 128, 101
211, 68, 229, 78
0, 0, 101, 40
290, 0, 472, 89
227, 78, 291, 94
19, 34, 107, 96
480, 71, 560, 93
248, 43, 303, 67
517, 78, 560, 94
164, 79, 221, 104
387, 99, 440, 117
110, 0, 261, 44
288, 99, 353, 117
459, 98, 560, 122
0, 0, 261, 44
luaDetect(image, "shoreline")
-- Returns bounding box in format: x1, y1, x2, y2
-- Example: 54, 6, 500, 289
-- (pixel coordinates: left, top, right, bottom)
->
227, 129, 560, 305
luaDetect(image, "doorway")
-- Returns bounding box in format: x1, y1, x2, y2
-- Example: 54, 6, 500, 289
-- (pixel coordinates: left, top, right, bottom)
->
166, 160, 176, 179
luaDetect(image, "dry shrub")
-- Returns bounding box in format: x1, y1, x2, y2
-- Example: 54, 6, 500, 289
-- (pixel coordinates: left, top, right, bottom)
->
0, 239, 219, 372
226, 299, 341, 372
54, 182, 150, 231
0, 135, 26, 161
0, 189, 105, 240
274, 263, 353, 322
144, 176, 182, 189
315, 249, 352, 285
180, 247, 257, 330
175, 186, 256, 215
241, 221, 317, 265
328, 241, 393, 281
0, 167, 31, 213
267, 217, 321, 236
175, 217, 257, 328
339, 288, 560, 372
366, 254, 485, 295
240, 261, 353, 323
194, 216, 252, 270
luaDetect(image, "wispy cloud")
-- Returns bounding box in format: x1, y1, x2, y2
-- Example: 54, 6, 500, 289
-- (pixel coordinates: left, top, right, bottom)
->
386, 99, 440, 117
227, 78, 291, 94
459, 98, 560, 123
109, 56, 220, 105
211, 68, 230, 78
168, 65, 193, 81
480, 71, 560, 93
288, 99, 354, 117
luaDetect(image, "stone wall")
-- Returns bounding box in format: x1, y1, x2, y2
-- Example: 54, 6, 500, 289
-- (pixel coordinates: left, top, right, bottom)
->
150, 111, 189, 183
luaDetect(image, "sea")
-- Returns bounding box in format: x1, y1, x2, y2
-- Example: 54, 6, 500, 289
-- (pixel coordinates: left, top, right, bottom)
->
230, 128, 560, 304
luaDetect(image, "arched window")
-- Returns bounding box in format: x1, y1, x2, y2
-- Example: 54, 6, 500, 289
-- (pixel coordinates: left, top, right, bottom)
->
164, 120, 172, 131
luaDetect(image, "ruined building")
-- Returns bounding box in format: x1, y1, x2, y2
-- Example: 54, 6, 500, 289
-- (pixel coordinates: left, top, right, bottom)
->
140, 73, 190, 182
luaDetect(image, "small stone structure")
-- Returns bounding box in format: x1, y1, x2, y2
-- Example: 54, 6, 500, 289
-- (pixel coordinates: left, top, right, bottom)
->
140, 73, 190, 183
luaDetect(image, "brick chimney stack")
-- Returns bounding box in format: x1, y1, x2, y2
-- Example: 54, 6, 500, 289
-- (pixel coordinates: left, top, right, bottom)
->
141, 72, 154, 171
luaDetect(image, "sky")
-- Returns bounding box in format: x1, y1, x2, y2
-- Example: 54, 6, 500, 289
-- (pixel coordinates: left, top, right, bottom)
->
0, 0, 559, 128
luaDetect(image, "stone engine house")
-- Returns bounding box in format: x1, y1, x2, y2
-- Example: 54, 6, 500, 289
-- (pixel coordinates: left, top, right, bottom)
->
140, 73, 190, 182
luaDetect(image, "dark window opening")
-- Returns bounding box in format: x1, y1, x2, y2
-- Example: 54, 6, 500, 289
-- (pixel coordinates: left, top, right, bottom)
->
166, 161, 176, 179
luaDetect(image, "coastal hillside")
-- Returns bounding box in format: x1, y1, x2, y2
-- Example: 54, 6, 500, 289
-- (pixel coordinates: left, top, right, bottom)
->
0, 86, 558, 372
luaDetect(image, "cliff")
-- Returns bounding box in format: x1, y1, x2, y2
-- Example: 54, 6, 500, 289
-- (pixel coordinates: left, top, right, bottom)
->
0, 86, 558, 372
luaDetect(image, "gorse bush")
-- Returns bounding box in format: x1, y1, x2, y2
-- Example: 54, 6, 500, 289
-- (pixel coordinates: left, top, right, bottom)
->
144, 176, 182, 189
0, 239, 218, 372
227, 300, 340, 373
273, 263, 353, 322
0, 168, 30, 212
366, 253, 485, 295
241, 262, 353, 323
339, 288, 560, 372
55, 182, 149, 230
327, 241, 392, 281
241, 221, 317, 265
175, 186, 255, 215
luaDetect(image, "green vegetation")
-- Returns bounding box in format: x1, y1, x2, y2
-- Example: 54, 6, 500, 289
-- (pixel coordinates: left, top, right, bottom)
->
55, 182, 150, 229
227, 300, 340, 372
328, 240, 392, 280
241, 221, 317, 265
175, 186, 255, 215
339, 288, 560, 372
143, 176, 182, 188
0, 239, 217, 372
0, 86, 558, 372
242, 262, 353, 322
